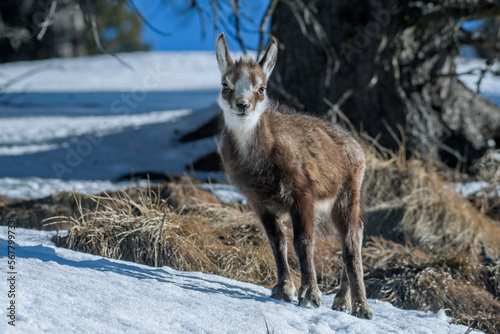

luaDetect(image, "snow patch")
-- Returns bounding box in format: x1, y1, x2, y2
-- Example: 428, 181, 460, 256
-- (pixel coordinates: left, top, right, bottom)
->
0, 177, 153, 200
455, 181, 500, 198
455, 58, 500, 107
0, 51, 220, 93
199, 184, 247, 204
0, 227, 478, 334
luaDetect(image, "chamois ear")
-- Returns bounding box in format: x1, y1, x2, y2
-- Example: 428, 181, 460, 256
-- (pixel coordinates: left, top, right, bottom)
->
216, 33, 234, 75
258, 37, 278, 78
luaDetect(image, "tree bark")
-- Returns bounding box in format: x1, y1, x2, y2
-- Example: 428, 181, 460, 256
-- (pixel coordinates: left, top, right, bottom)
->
269, 0, 500, 167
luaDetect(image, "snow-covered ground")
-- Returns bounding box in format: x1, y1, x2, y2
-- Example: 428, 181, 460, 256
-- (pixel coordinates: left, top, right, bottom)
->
0, 226, 477, 334
0, 51, 499, 200
0, 52, 226, 199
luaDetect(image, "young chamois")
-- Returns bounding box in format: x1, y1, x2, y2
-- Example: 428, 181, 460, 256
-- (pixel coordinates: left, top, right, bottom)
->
216, 33, 372, 319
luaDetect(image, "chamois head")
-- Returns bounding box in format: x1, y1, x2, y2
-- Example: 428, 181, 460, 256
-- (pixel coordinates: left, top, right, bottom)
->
216, 33, 278, 122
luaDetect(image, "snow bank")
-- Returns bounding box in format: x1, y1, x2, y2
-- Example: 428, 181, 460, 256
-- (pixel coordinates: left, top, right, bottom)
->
0, 52, 226, 198
0, 227, 477, 334
0, 177, 153, 200
0, 51, 220, 93
199, 184, 246, 204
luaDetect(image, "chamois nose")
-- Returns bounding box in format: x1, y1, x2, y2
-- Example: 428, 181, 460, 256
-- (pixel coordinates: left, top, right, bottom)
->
236, 103, 250, 111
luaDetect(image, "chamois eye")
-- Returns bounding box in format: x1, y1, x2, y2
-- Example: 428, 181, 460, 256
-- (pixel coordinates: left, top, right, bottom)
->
258, 86, 266, 93
222, 83, 230, 90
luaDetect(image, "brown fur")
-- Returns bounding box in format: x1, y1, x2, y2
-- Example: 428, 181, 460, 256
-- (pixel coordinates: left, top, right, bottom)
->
216, 33, 372, 319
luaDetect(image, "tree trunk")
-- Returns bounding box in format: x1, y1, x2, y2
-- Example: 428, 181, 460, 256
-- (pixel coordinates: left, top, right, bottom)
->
269, 0, 500, 167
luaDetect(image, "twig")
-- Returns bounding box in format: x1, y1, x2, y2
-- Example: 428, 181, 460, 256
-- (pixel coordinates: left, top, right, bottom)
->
323, 97, 356, 133
125, 0, 171, 37
473, 59, 496, 98
324, 35, 388, 124
436, 68, 500, 78
283, 0, 340, 86
80, 0, 134, 71
0, 64, 65, 93
274, 72, 305, 110
257, 0, 278, 59
232, 0, 246, 54
36, 0, 58, 41
406, 0, 500, 30
182, 0, 209, 40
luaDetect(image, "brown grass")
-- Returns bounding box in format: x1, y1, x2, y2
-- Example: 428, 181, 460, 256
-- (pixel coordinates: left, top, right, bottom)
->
471, 149, 500, 221
363, 147, 500, 259
53, 189, 284, 287
51, 186, 344, 291
362, 237, 500, 333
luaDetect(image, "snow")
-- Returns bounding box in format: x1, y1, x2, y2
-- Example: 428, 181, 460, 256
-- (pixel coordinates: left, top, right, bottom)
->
0, 52, 221, 93
0, 51, 226, 199
0, 227, 477, 334
0, 109, 192, 153
455, 57, 500, 107
455, 181, 500, 199
199, 184, 247, 204
0, 177, 153, 200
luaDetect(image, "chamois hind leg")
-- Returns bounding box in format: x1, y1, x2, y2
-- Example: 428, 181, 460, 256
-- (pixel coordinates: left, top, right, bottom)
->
332, 183, 372, 319
332, 263, 351, 312
256, 207, 296, 302
290, 194, 321, 308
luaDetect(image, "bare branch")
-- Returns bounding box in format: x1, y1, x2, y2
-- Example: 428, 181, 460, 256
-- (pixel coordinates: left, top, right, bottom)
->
0, 64, 65, 94
125, 0, 171, 37
180, 0, 211, 40
473, 59, 496, 97
36, 0, 58, 41
232, 0, 246, 54
324, 35, 388, 123
323, 97, 357, 133
283, 0, 341, 86
406, 0, 500, 30
437, 68, 500, 77
459, 31, 500, 50
79, 0, 134, 71
274, 73, 305, 110
257, 0, 278, 59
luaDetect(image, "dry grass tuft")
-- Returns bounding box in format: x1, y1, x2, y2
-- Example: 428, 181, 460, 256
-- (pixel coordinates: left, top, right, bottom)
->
470, 149, 500, 221
53, 188, 282, 287
363, 147, 500, 259
362, 237, 500, 333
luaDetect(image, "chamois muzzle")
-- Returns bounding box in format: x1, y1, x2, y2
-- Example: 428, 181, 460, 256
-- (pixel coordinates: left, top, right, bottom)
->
236, 103, 250, 112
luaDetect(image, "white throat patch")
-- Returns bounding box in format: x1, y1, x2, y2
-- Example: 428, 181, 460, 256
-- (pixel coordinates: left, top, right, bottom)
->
218, 94, 267, 155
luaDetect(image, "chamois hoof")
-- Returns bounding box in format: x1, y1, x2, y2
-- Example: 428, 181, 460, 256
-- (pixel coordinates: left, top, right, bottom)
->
332, 294, 351, 313
351, 303, 373, 319
270, 282, 295, 303
297, 285, 322, 308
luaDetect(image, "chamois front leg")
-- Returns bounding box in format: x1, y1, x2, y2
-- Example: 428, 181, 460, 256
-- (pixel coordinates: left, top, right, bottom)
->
257, 209, 296, 303
290, 196, 321, 308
